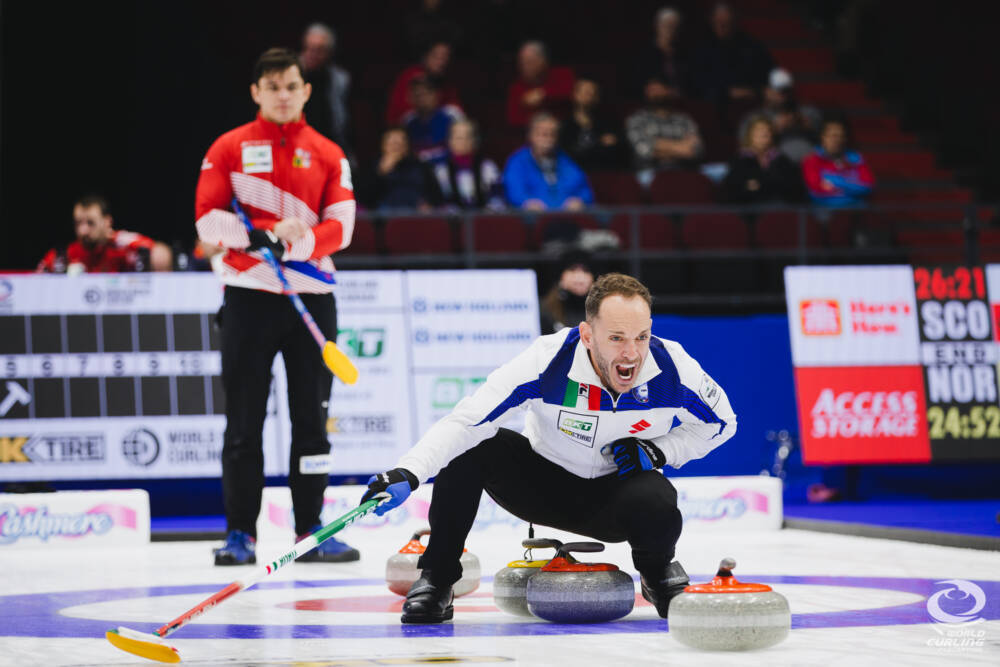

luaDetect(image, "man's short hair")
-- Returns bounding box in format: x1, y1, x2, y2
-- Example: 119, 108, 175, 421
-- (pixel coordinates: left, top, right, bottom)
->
521, 40, 548, 61
75, 194, 111, 217
408, 75, 440, 92
304, 22, 336, 48
253, 47, 304, 83
528, 111, 559, 132
585, 273, 652, 320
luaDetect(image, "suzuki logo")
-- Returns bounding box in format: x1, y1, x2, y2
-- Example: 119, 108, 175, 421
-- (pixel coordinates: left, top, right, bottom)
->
629, 419, 651, 434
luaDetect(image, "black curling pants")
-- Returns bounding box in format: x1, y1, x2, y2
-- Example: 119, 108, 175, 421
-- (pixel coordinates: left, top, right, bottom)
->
219, 286, 336, 537
417, 428, 683, 586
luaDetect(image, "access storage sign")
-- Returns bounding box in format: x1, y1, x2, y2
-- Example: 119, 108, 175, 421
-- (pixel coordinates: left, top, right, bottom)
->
785, 265, 1000, 464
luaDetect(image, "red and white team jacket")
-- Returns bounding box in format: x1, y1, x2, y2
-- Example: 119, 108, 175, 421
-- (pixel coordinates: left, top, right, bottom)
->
38, 230, 155, 273
195, 113, 356, 294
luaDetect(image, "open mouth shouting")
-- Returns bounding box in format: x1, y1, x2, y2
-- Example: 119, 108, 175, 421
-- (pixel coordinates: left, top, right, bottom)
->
614, 361, 637, 385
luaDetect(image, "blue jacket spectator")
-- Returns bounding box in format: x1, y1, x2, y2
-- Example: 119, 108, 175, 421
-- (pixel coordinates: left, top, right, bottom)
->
504, 113, 594, 210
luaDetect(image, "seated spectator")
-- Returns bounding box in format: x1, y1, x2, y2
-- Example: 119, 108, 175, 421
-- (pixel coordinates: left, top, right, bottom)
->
386, 41, 462, 125
539, 251, 595, 334
506, 41, 575, 127
738, 68, 821, 163
300, 23, 352, 153
635, 6, 692, 95
691, 2, 773, 103
367, 128, 435, 210
403, 77, 464, 164
38, 194, 172, 273
430, 119, 504, 210
802, 117, 875, 206
625, 78, 703, 176
560, 77, 623, 170
723, 116, 804, 203
503, 112, 593, 211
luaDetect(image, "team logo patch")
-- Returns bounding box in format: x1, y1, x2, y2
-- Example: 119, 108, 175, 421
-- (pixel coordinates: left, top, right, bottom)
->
293, 148, 311, 168
699, 373, 721, 409
632, 383, 649, 403
557, 410, 598, 447
242, 144, 273, 174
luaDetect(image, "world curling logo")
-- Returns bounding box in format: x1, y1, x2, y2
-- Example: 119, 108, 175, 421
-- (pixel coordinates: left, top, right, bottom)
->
926, 579, 987, 651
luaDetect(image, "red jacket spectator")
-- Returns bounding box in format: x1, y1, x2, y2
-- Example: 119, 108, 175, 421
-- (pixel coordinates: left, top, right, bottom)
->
38, 229, 155, 273
801, 119, 874, 206
506, 41, 575, 127
386, 42, 462, 125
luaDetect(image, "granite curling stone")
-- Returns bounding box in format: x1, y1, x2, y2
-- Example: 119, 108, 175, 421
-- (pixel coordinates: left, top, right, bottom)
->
668, 558, 790, 651
525, 542, 635, 623
493, 538, 563, 616
386, 528, 481, 597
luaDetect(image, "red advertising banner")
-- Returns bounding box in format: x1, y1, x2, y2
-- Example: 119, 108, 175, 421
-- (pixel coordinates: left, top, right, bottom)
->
795, 366, 931, 464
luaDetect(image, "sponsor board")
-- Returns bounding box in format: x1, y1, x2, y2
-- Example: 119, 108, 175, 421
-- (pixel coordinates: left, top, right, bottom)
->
0, 271, 539, 479
795, 366, 930, 464
785, 266, 920, 366
256, 476, 782, 544
0, 489, 150, 548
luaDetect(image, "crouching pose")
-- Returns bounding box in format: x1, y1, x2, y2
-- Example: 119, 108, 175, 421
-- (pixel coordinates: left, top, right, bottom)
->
362, 273, 737, 623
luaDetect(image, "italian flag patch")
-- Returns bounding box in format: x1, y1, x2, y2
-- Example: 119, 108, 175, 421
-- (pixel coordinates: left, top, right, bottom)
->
563, 380, 602, 411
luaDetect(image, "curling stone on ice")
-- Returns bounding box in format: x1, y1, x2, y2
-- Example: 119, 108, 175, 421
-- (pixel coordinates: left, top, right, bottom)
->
385, 528, 481, 597
669, 558, 790, 651
526, 541, 635, 623
493, 538, 563, 616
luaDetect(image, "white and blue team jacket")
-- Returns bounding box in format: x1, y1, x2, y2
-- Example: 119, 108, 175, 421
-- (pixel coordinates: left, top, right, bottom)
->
396, 327, 737, 483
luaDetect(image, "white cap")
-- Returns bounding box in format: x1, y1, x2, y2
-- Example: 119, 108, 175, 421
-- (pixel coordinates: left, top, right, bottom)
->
769, 68, 793, 90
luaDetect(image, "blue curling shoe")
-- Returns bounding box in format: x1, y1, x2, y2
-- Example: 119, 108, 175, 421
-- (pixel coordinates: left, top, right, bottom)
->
213, 530, 257, 566
297, 526, 360, 562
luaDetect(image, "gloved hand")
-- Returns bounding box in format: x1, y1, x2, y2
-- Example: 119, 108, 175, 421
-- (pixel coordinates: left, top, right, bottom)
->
247, 228, 287, 261
610, 437, 666, 478
361, 468, 419, 515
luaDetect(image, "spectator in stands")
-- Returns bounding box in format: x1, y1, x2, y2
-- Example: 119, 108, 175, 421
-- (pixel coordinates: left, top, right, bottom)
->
636, 6, 692, 95
38, 194, 172, 273
506, 41, 575, 127
738, 68, 821, 163
300, 23, 352, 153
386, 41, 462, 125
722, 116, 804, 203
802, 117, 875, 206
691, 2, 773, 103
405, 0, 464, 58
539, 250, 595, 334
368, 128, 435, 210
403, 77, 464, 164
430, 119, 504, 210
625, 78, 703, 178
503, 112, 593, 211
560, 77, 623, 170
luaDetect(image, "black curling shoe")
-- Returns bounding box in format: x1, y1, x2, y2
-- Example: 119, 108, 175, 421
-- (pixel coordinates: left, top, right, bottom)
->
401, 573, 454, 624
640, 560, 690, 618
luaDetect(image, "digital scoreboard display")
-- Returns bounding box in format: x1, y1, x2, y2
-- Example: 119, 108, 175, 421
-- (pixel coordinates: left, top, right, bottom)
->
786, 265, 1000, 464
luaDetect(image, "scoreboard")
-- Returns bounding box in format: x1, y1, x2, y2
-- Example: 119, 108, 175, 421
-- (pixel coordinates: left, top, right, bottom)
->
0, 271, 540, 480
786, 264, 1000, 464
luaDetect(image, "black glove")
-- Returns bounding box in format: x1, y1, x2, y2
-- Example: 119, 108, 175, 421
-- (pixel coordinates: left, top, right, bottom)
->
360, 468, 419, 516
247, 228, 286, 261
610, 437, 666, 478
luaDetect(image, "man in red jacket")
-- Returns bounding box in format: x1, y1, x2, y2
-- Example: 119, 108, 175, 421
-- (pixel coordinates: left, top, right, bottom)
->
37, 195, 172, 273
195, 47, 357, 566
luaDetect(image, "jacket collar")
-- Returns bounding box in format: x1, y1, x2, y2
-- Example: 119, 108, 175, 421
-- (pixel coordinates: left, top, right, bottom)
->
254, 112, 307, 139
567, 334, 661, 392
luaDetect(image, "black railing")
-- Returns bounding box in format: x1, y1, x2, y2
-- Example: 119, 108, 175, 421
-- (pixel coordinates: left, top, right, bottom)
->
336, 202, 999, 311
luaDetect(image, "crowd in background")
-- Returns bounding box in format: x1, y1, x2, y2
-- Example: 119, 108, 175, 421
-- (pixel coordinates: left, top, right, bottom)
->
301, 2, 875, 213
38, 0, 878, 273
